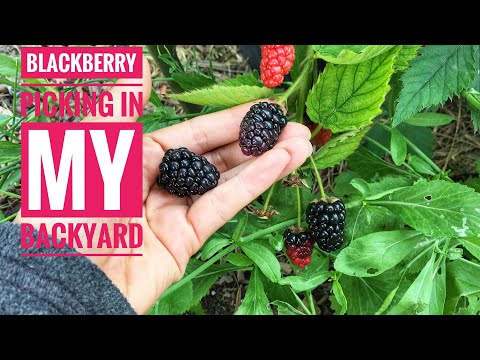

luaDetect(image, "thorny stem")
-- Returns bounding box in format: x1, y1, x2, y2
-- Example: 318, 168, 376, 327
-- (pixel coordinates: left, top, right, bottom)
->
309, 156, 326, 198
291, 288, 312, 315
377, 122, 444, 174
263, 182, 276, 211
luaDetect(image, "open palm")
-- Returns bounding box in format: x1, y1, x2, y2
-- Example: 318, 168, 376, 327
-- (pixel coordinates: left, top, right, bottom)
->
15, 55, 312, 314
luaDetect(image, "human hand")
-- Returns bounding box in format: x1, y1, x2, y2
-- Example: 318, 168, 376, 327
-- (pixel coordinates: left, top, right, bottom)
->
15, 55, 313, 314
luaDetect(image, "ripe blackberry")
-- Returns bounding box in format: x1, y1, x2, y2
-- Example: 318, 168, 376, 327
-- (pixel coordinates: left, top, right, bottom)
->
157, 147, 220, 197
283, 228, 314, 268
239, 102, 288, 156
307, 198, 346, 252
260, 45, 296, 88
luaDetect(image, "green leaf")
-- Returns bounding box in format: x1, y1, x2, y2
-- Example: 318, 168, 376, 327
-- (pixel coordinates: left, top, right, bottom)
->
148, 89, 162, 107
240, 241, 281, 283
393, 45, 476, 126
290, 45, 308, 81
137, 106, 179, 134
462, 237, 480, 261
390, 128, 407, 166
308, 127, 370, 169
152, 280, 193, 315
335, 230, 423, 277
456, 295, 480, 315
348, 147, 414, 180
307, 47, 398, 132
232, 212, 248, 243
374, 180, 480, 238
420, 259, 446, 315
236, 267, 273, 315
366, 176, 415, 197
408, 155, 436, 176
404, 112, 455, 127
262, 277, 297, 307
332, 278, 347, 314
394, 45, 421, 71
169, 84, 273, 107
346, 205, 403, 242
0, 142, 20, 164
199, 237, 231, 261
339, 268, 401, 314
0, 54, 19, 78
278, 254, 330, 292
222, 71, 262, 87
171, 72, 216, 91
389, 250, 436, 314
225, 252, 254, 267
375, 286, 400, 315
313, 45, 395, 64
445, 258, 480, 313
271, 301, 305, 315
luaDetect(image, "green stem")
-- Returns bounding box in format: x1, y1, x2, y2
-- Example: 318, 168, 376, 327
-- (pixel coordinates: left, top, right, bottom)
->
291, 288, 312, 315
1, 213, 17, 222
311, 124, 323, 139
263, 182, 276, 211
296, 184, 302, 227
309, 156, 326, 198
377, 122, 444, 174
0, 190, 20, 199
160, 243, 237, 299
152, 77, 175, 82
305, 290, 316, 315
241, 218, 297, 243
159, 218, 297, 299
278, 47, 314, 104
463, 90, 480, 110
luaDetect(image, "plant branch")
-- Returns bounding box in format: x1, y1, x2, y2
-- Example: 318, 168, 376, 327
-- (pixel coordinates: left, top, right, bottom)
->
263, 182, 276, 211
291, 288, 312, 315
309, 156, 326, 198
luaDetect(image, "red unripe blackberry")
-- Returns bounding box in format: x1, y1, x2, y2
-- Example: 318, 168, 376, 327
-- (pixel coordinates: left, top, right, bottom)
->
157, 147, 220, 197
260, 45, 296, 88
283, 227, 314, 268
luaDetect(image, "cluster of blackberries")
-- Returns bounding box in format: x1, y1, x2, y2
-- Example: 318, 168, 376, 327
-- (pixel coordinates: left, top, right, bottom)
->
283, 198, 346, 267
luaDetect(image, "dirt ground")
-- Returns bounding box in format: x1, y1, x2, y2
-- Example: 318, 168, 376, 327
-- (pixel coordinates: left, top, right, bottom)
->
1, 45, 479, 315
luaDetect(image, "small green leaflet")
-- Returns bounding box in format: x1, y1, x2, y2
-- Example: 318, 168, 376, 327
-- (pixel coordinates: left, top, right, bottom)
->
0, 142, 20, 164
404, 112, 455, 127
346, 205, 403, 241
335, 230, 423, 277
221, 71, 262, 87
408, 155, 435, 176
332, 278, 347, 315
171, 72, 216, 91
393, 45, 477, 126
394, 45, 421, 71
271, 301, 305, 315
0, 54, 19, 78
236, 267, 273, 315
462, 237, 480, 261
199, 237, 231, 261
278, 254, 330, 292
389, 250, 436, 314
225, 253, 254, 267
151, 280, 193, 315
419, 259, 446, 315
169, 84, 273, 107
239, 240, 281, 283
307, 47, 398, 133
307, 126, 370, 170
467, 46, 480, 131
312, 45, 395, 64
373, 180, 480, 238
390, 128, 407, 166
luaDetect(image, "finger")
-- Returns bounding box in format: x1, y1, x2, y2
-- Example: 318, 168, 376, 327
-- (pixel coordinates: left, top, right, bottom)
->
146, 99, 281, 154
218, 137, 313, 184
83, 54, 152, 123
203, 122, 311, 172
187, 138, 312, 243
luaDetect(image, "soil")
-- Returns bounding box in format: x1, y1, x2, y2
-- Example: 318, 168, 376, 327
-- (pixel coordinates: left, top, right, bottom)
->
1, 45, 479, 315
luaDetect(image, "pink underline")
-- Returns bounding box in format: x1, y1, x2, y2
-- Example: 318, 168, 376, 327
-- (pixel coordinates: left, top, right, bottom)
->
21, 83, 142, 87
21, 253, 143, 257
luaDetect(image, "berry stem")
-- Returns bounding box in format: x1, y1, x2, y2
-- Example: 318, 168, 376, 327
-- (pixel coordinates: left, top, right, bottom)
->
296, 181, 302, 227
291, 288, 313, 315
309, 156, 326, 198
263, 182, 276, 211
310, 124, 324, 139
